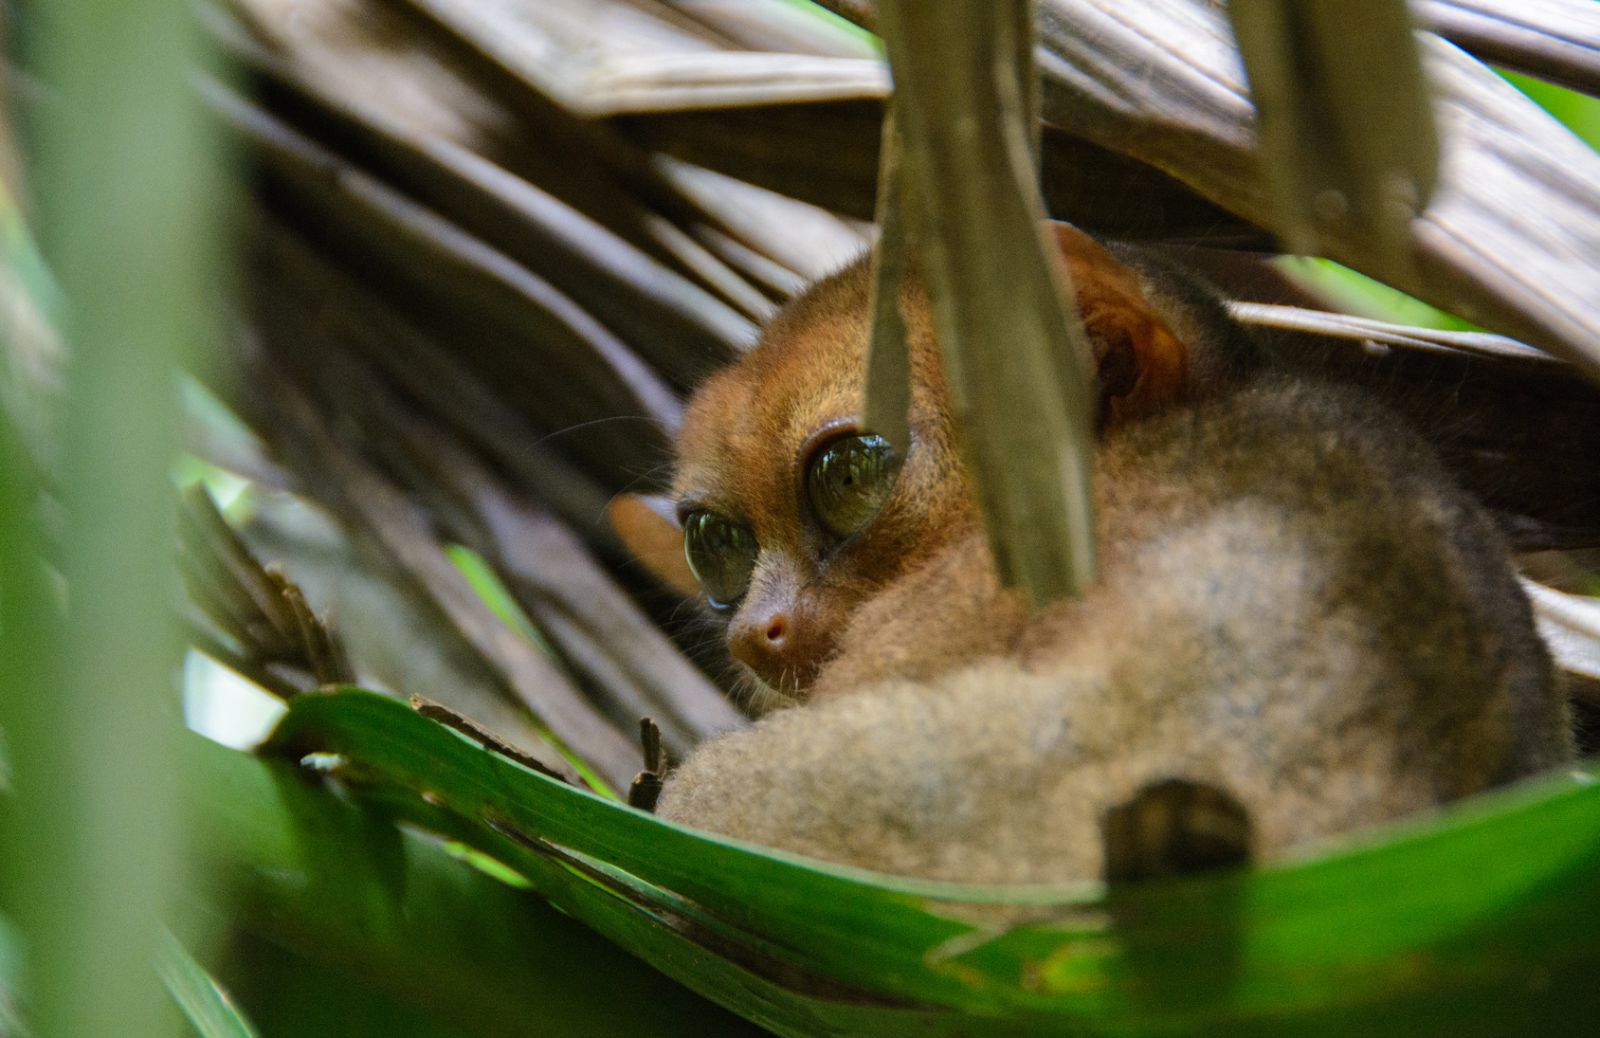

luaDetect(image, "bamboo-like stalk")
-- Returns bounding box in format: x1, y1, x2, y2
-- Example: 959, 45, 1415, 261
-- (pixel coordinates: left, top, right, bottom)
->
861, 100, 912, 450
4, 2, 222, 1037
875, 0, 1098, 603
1227, 0, 1439, 281
813, 0, 1600, 379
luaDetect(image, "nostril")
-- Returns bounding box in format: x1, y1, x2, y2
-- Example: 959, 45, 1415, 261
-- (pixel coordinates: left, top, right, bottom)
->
726, 608, 824, 693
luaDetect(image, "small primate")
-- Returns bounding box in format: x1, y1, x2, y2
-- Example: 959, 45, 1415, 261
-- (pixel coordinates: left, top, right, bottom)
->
613, 225, 1573, 885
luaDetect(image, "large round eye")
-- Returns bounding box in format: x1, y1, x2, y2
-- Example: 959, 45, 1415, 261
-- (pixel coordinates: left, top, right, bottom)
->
806, 433, 902, 539
682, 510, 758, 609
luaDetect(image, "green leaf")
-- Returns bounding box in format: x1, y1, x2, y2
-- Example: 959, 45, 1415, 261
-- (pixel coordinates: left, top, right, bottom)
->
1501, 69, 1600, 151
181, 729, 759, 1037
263, 689, 1600, 1036
445, 542, 557, 654
1274, 258, 1485, 332
159, 930, 263, 1038
0, 914, 23, 1036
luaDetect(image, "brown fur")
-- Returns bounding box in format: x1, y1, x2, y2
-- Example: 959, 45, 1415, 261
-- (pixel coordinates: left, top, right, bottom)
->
641, 230, 1572, 884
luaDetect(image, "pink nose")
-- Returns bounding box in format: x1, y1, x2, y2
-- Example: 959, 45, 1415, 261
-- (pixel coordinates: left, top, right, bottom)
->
728, 610, 822, 692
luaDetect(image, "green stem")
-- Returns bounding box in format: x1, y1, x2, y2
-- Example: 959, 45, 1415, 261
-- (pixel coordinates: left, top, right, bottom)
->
4, 2, 223, 1035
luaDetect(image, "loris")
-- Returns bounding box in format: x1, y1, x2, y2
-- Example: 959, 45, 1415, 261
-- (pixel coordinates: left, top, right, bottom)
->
614, 224, 1573, 885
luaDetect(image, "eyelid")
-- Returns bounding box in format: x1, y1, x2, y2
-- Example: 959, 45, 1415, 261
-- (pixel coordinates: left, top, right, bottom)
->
796, 418, 862, 475
674, 496, 710, 526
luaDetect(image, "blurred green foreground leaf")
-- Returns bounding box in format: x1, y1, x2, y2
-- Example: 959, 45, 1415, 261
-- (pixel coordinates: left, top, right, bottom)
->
233, 689, 1600, 1037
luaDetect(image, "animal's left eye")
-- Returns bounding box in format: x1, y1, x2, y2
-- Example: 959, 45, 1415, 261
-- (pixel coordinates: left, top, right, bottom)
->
805, 432, 902, 539
682, 510, 758, 610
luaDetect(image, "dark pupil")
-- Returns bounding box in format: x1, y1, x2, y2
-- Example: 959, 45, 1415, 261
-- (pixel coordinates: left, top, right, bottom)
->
808, 433, 900, 539
683, 511, 757, 608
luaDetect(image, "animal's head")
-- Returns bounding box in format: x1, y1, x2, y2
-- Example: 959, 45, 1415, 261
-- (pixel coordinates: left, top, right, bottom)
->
612, 224, 1254, 703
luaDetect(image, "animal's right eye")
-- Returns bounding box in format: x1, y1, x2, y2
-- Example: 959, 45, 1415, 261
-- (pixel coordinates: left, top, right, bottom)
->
682, 510, 758, 609
805, 432, 901, 540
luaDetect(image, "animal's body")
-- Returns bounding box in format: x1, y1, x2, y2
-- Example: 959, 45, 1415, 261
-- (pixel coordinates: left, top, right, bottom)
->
621, 226, 1571, 884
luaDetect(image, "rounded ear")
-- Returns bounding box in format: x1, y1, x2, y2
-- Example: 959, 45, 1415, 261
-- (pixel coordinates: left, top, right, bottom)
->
609, 494, 700, 599
1047, 222, 1190, 426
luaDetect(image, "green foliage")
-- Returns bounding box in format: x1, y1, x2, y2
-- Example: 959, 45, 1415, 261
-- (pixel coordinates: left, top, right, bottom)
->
0, 915, 23, 1035
1275, 258, 1485, 331
1503, 71, 1600, 150
445, 543, 557, 654
259, 689, 1600, 1037
179, 727, 758, 1036
3, 3, 220, 1038
159, 930, 263, 1038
